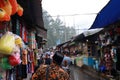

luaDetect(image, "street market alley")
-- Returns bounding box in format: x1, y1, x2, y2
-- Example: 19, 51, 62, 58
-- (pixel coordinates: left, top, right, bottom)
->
23, 64, 110, 80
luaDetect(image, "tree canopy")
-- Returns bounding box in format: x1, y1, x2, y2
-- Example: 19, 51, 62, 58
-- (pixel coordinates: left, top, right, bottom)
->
42, 10, 76, 47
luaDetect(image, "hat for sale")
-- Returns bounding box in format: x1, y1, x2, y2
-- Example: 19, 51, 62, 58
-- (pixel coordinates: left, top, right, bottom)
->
52, 51, 64, 66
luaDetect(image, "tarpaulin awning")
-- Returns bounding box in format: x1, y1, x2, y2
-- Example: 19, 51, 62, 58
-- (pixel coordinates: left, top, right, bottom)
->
90, 0, 120, 29
73, 28, 103, 41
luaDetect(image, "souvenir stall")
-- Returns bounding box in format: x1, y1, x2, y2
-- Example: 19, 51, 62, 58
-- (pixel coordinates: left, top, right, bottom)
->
71, 29, 103, 69
0, 0, 24, 79
0, 26, 26, 80
96, 24, 120, 78
0, 0, 46, 79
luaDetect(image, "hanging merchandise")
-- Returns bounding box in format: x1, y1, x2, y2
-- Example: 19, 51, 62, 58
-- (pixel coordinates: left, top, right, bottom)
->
0, 0, 23, 21
0, 0, 12, 21
17, 4, 23, 16
15, 34, 26, 49
22, 49, 28, 65
21, 64, 27, 78
8, 46, 21, 66
0, 8, 10, 21
9, 0, 18, 15
28, 31, 36, 49
15, 19, 20, 35
8, 52, 21, 66
21, 49, 28, 79
111, 46, 117, 63
22, 26, 28, 43
0, 57, 12, 70
20, 25, 28, 43
15, 34, 22, 45
9, 0, 23, 16
0, 32, 15, 55
29, 51, 34, 73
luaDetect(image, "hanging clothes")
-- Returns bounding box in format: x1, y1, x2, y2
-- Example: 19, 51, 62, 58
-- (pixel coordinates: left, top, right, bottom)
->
28, 51, 35, 73
16, 19, 20, 35
104, 49, 113, 71
19, 22, 28, 43
21, 49, 28, 78
111, 46, 117, 63
116, 47, 120, 71
21, 64, 27, 78
28, 31, 36, 49
22, 26, 28, 43
16, 64, 22, 80
22, 49, 28, 65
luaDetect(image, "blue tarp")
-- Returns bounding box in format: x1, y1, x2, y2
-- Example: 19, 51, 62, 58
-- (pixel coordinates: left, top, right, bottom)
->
90, 0, 120, 29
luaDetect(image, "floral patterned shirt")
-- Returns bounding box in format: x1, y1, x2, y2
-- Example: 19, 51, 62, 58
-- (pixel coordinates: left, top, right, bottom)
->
32, 63, 69, 80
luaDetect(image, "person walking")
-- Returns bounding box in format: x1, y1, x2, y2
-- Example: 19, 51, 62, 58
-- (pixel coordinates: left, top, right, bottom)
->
44, 54, 52, 65
62, 51, 72, 66
32, 51, 69, 80
37, 46, 43, 66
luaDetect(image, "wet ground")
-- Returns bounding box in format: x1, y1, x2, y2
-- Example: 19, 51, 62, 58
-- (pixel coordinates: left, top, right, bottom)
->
69, 65, 98, 80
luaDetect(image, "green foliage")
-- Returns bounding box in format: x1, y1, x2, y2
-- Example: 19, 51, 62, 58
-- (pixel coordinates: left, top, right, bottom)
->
42, 10, 76, 47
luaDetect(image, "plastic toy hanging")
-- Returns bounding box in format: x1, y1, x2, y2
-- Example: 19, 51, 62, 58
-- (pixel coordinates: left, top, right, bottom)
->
0, 0, 23, 22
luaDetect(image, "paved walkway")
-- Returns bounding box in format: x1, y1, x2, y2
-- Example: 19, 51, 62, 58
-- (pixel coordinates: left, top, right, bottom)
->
69, 65, 98, 80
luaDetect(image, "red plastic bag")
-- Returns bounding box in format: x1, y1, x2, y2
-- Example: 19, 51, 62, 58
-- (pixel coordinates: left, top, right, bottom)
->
8, 51, 21, 66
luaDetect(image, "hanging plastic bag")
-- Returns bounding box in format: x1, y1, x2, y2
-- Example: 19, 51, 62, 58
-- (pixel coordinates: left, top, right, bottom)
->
0, 32, 15, 55
15, 34, 22, 45
8, 51, 21, 66
0, 57, 12, 70
12, 45, 20, 53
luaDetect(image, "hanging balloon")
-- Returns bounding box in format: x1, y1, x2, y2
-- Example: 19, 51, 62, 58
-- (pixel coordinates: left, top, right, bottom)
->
0, 57, 12, 70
